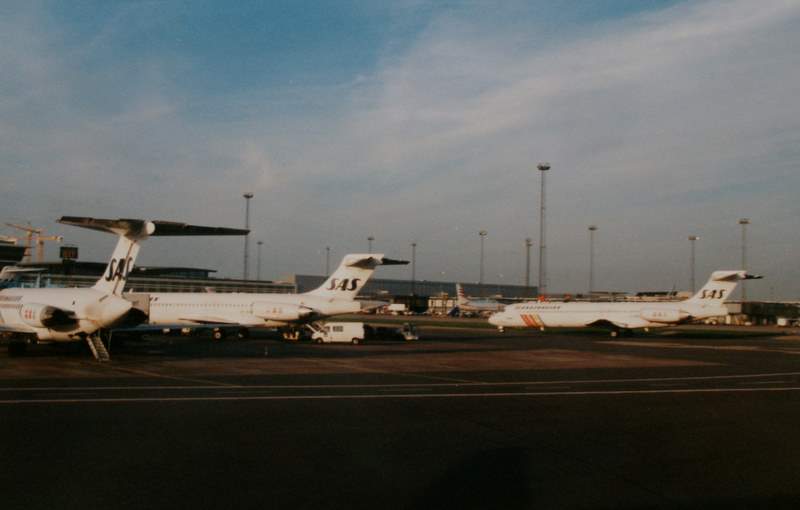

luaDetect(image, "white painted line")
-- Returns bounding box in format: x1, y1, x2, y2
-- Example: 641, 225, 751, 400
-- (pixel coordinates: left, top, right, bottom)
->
2, 371, 798, 392
3, 386, 800, 404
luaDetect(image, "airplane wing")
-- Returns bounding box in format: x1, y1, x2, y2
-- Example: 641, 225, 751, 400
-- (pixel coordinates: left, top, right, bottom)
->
175, 314, 265, 327
357, 300, 389, 311
586, 318, 652, 330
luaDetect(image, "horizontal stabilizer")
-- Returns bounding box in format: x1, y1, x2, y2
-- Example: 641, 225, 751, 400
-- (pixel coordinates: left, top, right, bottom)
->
58, 217, 155, 239
346, 255, 409, 269
378, 257, 410, 266
58, 216, 248, 238
149, 221, 249, 237
708, 270, 763, 282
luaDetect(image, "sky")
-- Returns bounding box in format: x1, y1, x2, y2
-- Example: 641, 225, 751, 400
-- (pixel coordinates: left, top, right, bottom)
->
1, 0, 798, 299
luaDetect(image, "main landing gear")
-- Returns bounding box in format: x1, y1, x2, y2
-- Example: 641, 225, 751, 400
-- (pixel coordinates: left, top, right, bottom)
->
609, 329, 634, 338
280, 326, 313, 342
211, 327, 250, 341
281, 328, 302, 341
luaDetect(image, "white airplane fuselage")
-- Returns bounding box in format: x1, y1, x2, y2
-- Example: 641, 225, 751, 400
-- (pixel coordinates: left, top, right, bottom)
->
147, 292, 362, 328
143, 254, 406, 331
488, 270, 756, 332
489, 300, 726, 330
0, 287, 133, 342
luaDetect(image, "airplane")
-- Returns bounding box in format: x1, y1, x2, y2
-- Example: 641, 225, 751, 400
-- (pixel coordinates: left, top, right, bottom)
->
488, 270, 761, 336
0, 217, 247, 359
450, 283, 506, 316
143, 253, 408, 340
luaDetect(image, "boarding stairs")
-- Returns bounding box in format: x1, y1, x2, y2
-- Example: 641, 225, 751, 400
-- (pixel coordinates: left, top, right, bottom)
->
86, 336, 110, 362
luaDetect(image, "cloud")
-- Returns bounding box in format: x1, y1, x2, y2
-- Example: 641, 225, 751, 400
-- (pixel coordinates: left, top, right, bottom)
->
1, 1, 798, 298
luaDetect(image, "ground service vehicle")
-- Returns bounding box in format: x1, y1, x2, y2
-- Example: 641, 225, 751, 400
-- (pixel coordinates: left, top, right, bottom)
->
311, 322, 365, 344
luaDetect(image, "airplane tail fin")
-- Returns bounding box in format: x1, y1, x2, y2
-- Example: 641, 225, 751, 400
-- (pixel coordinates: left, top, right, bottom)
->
305, 254, 408, 300
685, 270, 762, 304
456, 283, 468, 305
57, 217, 248, 297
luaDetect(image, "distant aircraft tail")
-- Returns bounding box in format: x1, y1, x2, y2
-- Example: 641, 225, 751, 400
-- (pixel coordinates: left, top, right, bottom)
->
456, 283, 468, 306
305, 254, 408, 300
685, 270, 762, 304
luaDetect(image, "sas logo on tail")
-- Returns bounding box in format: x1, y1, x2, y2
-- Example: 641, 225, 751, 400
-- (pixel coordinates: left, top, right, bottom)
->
326, 278, 361, 291
105, 257, 133, 282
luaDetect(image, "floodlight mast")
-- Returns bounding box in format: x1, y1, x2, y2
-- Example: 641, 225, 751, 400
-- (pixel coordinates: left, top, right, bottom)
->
739, 218, 750, 301
536, 162, 550, 297
243, 192, 254, 279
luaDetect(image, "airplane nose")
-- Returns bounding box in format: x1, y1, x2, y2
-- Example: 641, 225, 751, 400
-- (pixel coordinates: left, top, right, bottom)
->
488, 314, 500, 326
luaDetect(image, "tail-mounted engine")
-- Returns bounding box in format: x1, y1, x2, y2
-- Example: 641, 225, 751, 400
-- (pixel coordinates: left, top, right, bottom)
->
640, 308, 690, 324
252, 303, 315, 322
19, 303, 75, 328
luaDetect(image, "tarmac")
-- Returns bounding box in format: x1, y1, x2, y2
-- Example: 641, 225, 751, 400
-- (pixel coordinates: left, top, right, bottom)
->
3, 324, 800, 509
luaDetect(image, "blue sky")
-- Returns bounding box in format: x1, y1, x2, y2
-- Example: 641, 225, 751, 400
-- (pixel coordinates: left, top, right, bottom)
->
1, 0, 799, 299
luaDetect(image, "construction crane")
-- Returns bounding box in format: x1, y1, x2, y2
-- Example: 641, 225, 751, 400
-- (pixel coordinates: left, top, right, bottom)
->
4, 223, 63, 262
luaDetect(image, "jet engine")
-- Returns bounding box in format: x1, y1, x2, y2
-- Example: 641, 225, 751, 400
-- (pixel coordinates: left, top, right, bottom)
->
19, 303, 75, 328
252, 303, 315, 322
640, 309, 690, 324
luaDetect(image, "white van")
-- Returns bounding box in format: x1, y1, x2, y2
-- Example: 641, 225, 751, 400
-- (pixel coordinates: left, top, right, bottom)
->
311, 322, 365, 344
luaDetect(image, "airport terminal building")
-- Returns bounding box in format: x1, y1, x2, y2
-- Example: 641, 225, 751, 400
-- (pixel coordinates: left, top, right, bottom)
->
1, 256, 537, 313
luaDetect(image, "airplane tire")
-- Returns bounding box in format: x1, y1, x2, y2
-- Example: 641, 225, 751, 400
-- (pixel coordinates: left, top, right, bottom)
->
351, 338, 360, 345
610, 330, 618, 338
212, 329, 223, 341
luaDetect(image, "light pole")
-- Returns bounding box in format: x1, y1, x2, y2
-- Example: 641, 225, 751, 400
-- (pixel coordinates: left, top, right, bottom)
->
368, 235, 374, 253
478, 230, 487, 286
242, 192, 254, 279
588, 225, 597, 295
739, 218, 750, 301
524, 238, 532, 291
537, 162, 550, 297
411, 242, 417, 296
688, 235, 699, 293
256, 240, 263, 281
325, 246, 331, 276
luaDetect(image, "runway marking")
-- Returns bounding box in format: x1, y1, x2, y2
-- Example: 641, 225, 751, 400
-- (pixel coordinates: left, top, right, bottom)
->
4, 386, 800, 404
605, 341, 800, 355
88, 363, 238, 387
2, 370, 798, 392
296, 357, 479, 384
